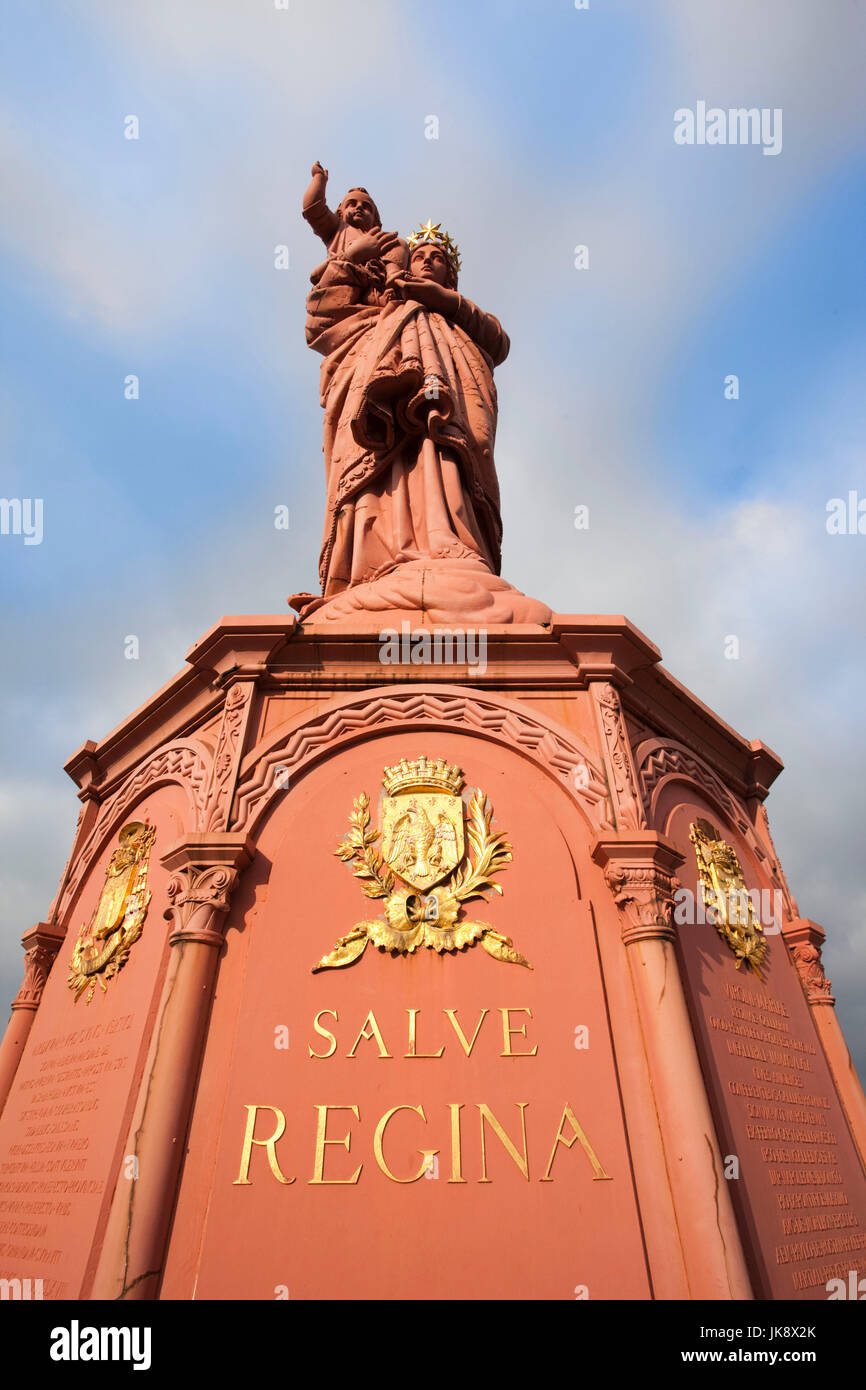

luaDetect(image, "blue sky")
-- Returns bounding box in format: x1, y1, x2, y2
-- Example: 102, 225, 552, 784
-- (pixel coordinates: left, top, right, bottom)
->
2, 0, 865, 1068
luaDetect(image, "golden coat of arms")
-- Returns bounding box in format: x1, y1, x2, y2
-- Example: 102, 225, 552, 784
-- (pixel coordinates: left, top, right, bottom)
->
68, 822, 155, 1002
313, 756, 531, 971
689, 818, 766, 979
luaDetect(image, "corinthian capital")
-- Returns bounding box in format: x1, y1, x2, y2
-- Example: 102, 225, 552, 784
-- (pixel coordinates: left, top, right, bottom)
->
592, 834, 684, 946
13, 922, 66, 1011
161, 833, 254, 947
782, 917, 835, 1006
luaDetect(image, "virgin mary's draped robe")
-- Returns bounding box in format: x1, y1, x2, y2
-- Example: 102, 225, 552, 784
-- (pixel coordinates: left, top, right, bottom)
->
304, 255, 510, 599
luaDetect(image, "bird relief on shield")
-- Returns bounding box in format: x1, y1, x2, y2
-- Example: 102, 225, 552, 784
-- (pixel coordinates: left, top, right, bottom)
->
380, 787, 464, 891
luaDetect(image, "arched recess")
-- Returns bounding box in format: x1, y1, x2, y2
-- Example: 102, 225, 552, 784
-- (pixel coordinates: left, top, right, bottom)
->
634, 736, 792, 911
56, 739, 213, 925
162, 713, 657, 1302
231, 684, 613, 838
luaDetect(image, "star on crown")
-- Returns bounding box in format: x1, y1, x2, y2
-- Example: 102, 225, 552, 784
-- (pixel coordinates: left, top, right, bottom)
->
407, 220, 462, 279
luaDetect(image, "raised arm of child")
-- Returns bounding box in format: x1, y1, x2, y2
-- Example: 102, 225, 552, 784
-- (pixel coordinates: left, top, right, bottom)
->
302, 160, 340, 247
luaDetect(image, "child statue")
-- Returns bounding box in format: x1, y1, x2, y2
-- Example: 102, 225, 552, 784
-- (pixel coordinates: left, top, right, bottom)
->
302, 160, 408, 299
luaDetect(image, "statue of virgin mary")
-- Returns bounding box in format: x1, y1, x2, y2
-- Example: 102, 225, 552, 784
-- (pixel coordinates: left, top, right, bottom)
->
291, 212, 550, 625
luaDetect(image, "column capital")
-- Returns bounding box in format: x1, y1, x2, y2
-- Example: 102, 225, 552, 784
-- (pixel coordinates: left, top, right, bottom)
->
161, 833, 254, 947
782, 917, 835, 1006
592, 833, 684, 946
12, 921, 66, 1012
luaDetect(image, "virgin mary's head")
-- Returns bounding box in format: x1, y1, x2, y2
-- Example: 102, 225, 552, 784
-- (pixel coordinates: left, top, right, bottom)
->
409, 240, 458, 289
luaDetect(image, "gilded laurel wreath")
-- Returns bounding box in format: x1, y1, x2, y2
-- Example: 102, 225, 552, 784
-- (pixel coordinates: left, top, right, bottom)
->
312, 759, 531, 972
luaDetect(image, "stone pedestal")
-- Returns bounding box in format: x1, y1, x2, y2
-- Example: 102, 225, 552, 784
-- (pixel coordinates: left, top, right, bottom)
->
0, 612, 863, 1300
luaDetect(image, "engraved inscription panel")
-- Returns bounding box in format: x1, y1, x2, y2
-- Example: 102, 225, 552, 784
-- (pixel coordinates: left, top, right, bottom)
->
666, 797, 866, 1300
0, 787, 187, 1297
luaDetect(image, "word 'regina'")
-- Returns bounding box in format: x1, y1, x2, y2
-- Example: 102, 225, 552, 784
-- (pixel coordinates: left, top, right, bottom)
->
234, 1101, 612, 1186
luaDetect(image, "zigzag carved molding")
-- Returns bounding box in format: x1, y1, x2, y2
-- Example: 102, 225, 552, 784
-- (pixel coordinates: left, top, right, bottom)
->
635, 737, 788, 893
231, 690, 612, 833
56, 740, 212, 923
637, 740, 741, 825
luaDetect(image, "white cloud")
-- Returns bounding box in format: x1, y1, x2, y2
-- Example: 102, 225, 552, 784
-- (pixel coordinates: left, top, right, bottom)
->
2, 0, 865, 1076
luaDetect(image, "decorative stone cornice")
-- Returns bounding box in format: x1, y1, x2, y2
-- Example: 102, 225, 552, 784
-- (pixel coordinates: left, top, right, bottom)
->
12, 922, 66, 1012
592, 834, 684, 946
551, 616, 661, 689
782, 917, 834, 1006
64, 741, 101, 802
161, 833, 254, 947
746, 739, 785, 802
185, 616, 296, 682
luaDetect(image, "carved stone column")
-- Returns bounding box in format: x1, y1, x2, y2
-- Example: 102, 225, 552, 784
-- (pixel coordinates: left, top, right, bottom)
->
783, 916, 866, 1168
0, 922, 65, 1116
89, 832, 253, 1300
592, 832, 754, 1299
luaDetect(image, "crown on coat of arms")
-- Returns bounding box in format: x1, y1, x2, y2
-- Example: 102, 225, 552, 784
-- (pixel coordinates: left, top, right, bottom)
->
406, 220, 462, 280
382, 755, 464, 797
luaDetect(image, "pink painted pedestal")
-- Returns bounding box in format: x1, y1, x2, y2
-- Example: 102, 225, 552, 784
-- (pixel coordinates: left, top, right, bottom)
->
0, 613, 863, 1300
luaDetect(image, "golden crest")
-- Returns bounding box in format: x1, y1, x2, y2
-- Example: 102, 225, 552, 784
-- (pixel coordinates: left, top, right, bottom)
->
313, 757, 531, 972
68, 822, 155, 1003
381, 791, 464, 891
689, 818, 766, 979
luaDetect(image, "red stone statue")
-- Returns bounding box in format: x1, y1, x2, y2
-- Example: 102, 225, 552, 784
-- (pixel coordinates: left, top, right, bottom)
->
291, 163, 550, 624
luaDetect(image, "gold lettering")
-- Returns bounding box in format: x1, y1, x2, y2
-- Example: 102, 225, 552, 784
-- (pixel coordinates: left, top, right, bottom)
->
309, 1009, 338, 1059
373, 1105, 430, 1182
448, 1103, 466, 1183
499, 1007, 538, 1057
444, 1008, 488, 1057
405, 1009, 445, 1059
540, 1103, 611, 1182
347, 1010, 392, 1058
478, 1103, 530, 1182
233, 1104, 294, 1185
309, 1105, 362, 1184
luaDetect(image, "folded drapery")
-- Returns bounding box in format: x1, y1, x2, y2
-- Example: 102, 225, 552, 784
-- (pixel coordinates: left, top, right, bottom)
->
305, 261, 509, 599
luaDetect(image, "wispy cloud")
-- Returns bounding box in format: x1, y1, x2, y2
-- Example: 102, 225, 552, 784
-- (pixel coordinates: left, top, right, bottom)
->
1, 0, 864, 1072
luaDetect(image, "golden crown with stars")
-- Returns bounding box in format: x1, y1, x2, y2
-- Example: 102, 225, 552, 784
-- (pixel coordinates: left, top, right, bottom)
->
382, 755, 464, 797
406, 220, 462, 281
